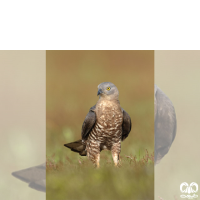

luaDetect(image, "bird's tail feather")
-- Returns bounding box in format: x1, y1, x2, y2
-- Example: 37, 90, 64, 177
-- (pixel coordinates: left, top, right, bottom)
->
64, 140, 87, 156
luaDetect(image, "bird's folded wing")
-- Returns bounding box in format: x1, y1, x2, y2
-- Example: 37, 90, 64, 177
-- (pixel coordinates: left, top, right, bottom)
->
122, 109, 132, 141
81, 105, 96, 140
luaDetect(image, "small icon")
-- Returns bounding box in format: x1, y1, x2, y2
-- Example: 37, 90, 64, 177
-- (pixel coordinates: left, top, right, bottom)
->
180, 182, 198, 199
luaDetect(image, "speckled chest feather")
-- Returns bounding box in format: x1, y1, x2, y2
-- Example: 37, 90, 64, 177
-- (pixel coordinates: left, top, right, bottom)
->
88, 99, 123, 149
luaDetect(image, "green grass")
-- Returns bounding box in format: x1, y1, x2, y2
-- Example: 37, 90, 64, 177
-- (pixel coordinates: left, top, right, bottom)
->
47, 150, 154, 200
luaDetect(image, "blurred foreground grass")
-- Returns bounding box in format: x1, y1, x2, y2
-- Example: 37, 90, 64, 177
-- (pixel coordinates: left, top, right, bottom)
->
47, 150, 154, 200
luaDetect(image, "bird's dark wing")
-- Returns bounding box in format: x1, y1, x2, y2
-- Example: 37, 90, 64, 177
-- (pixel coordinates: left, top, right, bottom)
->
12, 163, 46, 192
81, 105, 96, 140
122, 109, 132, 141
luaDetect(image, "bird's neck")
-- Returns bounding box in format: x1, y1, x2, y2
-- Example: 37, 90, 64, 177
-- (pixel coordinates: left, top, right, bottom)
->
98, 97, 120, 105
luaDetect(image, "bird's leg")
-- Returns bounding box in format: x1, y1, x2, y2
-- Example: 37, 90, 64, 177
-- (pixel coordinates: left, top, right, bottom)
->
86, 140, 100, 168
95, 153, 100, 168
112, 153, 119, 167
111, 142, 121, 166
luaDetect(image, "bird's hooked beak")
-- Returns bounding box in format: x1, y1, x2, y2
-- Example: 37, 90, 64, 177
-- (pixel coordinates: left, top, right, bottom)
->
97, 88, 103, 96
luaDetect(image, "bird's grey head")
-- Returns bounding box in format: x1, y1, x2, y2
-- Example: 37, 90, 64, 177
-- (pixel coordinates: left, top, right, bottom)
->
97, 82, 119, 100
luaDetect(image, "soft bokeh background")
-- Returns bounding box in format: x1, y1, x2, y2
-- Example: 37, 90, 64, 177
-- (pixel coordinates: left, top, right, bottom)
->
46, 50, 154, 200
0, 51, 46, 200
155, 51, 200, 199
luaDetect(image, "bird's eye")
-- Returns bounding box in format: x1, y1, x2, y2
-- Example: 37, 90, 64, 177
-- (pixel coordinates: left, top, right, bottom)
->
107, 87, 110, 91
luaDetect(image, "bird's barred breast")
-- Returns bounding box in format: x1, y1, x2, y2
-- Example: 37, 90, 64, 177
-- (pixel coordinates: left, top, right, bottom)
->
88, 100, 123, 149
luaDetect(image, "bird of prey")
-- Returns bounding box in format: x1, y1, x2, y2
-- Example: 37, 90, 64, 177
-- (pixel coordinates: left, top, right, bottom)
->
64, 82, 132, 167
154, 85, 177, 164
12, 163, 46, 192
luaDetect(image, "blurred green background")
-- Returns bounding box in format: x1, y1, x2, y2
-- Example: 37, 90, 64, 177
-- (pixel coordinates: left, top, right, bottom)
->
46, 50, 154, 200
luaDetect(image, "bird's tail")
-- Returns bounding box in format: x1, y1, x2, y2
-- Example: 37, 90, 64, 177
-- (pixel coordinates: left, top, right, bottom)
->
64, 140, 87, 156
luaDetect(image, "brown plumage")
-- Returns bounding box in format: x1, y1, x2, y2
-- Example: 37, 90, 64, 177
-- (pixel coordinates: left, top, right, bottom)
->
64, 82, 131, 167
